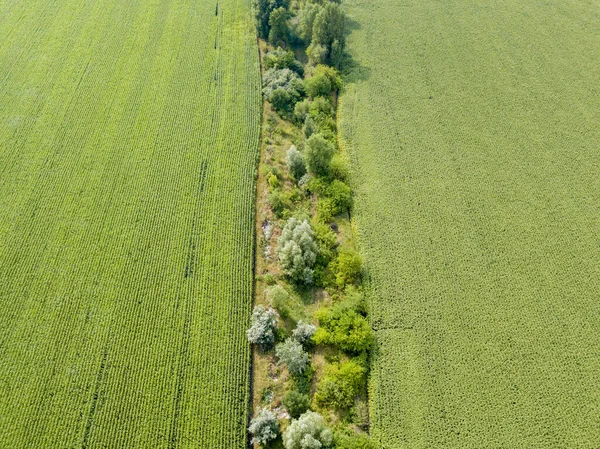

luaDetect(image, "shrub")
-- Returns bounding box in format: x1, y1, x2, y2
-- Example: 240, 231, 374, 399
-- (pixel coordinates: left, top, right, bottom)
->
293, 99, 311, 124
248, 408, 280, 445
268, 189, 291, 218
314, 359, 366, 410
334, 429, 380, 449
268, 7, 289, 46
264, 47, 304, 75
326, 180, 352, 215
329, 154, 348, 180
305, 134, 335, 177
247, 305, 279, 350
313, 303, 372, 353
287, 145, 307, 180
263, 68, 304, 116
276, 218, 318, 284
283, 411, 333, 449
276, 338, 310, 375
303, 116, 316, 139
304, 65, 342, 98
282, 390, 311, 419
334, 250, 362, 288
293, 320, 317, 346
309, 97, 334, 124
266, 284, 291, 318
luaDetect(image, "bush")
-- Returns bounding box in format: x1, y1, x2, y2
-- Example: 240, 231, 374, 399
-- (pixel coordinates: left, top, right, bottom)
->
309, 97, 334, 124
287, 145, 307, 180
282, 390, 311, 419
305, 134, 335, 177
303, 116, 316, 139
293, 99, 311, 124
268, 189, 292, 218
264, 47, 304, 75
313, 303, 372, 353
334, 250, 362, 288
293, 320, 317, 346
334, 429, 380, 449
263, 68, 304, 116
248, 408, 280, 445
283, 411, 333, 449
268, 7, 289, 46
329, 154, 348, 180
247, 305, 279, 350
277, 218, 318, 284
276, 338, 310, 375
326, 179, 352, 215
304, 65, 342, 98
314, 359, 366, 410
266, 285, 291, 318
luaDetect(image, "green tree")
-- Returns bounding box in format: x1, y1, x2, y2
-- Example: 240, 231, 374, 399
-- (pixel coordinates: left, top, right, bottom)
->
282, 390, 311, 419
313, 303, 372, 353
326, 179, 352, 215
283, 411, 333, 449
304, 65, 342, 98
247, 305, 280, 350
276, 338, 310, 375
314, 359, 366, 409
307, 3, 345, 67
287, 145, 307, 180
277, 218, 318, 284
305, 134, 335, 177
254, 0, 289, 39
334, 249, 362, 288
248, 408, 280, 445
268, 7, 289, 46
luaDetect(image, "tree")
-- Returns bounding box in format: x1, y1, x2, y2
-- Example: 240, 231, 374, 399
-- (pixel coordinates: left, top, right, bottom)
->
269, 7, 289, 46
254, 0, 289, 39
334, 429, 380, 449
326, 179, 352, 215
293, 320, 317, 346
304, 65, 342, 98
307, 2, 345, 67
247, 305, 279, 350
305, 134, 335, 177
297, 2, 321, 43
276, 218, 318, 284
334, 249, 362, 288
314, 359, 365, 409
262, 68, 304, 116
313, 303, 372, 353
283, 411, 333, 449
287, 145, 307, 180
282, 390, 311, 419
303, 116, 316, 139
264, 47, 304, 75
249, 408, 280, 445
276, 338, 310, 375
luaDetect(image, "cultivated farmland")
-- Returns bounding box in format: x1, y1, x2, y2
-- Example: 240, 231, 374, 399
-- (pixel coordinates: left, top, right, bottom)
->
340, 0, 600, 447
0, 0, 260, 447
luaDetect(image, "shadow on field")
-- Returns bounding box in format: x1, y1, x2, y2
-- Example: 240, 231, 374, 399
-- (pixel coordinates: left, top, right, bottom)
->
341, 16, 371, 83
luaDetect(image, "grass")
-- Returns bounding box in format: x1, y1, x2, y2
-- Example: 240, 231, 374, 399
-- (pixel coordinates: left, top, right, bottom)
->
0, 0, 260, 447
339, 0, 600, 447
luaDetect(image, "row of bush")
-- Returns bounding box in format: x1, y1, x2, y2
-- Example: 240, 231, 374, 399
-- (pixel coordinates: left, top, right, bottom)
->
249, 0, 378, 447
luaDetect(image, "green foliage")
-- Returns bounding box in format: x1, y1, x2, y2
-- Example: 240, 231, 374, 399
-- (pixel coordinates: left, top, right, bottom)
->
282, 390, 311, 419
305, 134, 335, 177
264, 48, 304, 76
313, 303, 372, 353
268, 7, 289, 46
307, 3, 345, 67
326, 180, 352, 215
334, 429, 380, 449
266, 284, 291, 318
287, 145, 307, 180
277, 218, 319, 284
303, 116, 317, 139
263, 68, 305, 116
293, 320, 317, 346
276, 338, 310, 375
304, 65, 343, 98
314, 359, 366, 410
329, 154, 349, 180
309, 97, 334, 124
283, 411, 333, 449
247, 305, 280, 351
296, 3, 322, 43
293, 99, 311, 125
254, 0, 290, 39
334, 250, 362, 288
249, 408, 280, 445
268, 189, 292, 218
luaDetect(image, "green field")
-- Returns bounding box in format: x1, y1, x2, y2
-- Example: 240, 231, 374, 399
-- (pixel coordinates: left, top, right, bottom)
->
0, 0, 260, 447
340, 0, 600, 447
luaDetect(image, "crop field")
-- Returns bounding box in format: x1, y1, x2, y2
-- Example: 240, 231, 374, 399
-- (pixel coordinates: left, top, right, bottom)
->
0, 0, 260, 447
340, 0, 600, 447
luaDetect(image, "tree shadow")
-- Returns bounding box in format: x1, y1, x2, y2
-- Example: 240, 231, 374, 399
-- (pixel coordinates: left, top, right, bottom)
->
340, 16, 371, 83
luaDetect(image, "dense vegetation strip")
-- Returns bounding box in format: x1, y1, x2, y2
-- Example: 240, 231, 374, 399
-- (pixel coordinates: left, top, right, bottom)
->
246, 1, 379, 448
0, 0, 260, 447
339, 0, 600, 447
